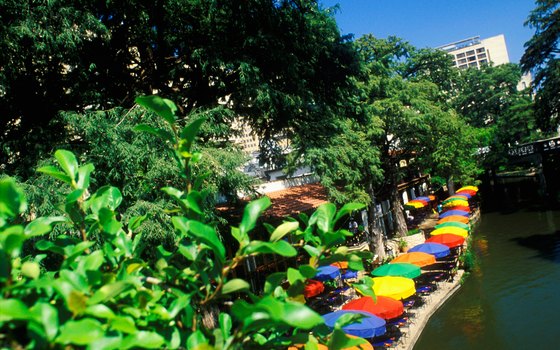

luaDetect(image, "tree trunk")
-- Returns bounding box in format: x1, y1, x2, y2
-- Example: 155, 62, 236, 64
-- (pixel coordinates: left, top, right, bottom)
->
391, 185, 408, 237
367, 183, 386, 260
447, 177, 455, 196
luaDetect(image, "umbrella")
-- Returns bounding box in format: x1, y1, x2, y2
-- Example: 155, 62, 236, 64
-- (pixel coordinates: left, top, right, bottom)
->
437, 215, 469, 224
442, 205, 470, 213
415, 196, 431, 202
428, 195, 437, 201
408, 242, 450, 258
315, 265, 340, 281
323, 310, 386, 338
331, 261, 348, 269
404, 200, 426, 209
444, 195, 470, 202
454, 191, 473, 199
304, 279, 324, 298
390, 252, 436, 267
343, 296, 404, 320
439, 209, 469, 218
442, 199, 469, 208
289, 342, 373, 350
430, 227, 468, 238
372, 263, 421, 279
435, 221, 470, 231
426, 234, 465, 248
371, 276, 416, 300
457, 186, 478, 193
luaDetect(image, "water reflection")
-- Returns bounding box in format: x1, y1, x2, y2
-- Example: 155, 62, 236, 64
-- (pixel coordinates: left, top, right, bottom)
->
414, 206, 560, 349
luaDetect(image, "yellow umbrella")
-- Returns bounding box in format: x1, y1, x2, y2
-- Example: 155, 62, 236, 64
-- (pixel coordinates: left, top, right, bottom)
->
404, 201, 424, 209
430, 227, 469, 238
371, 276, 416, 300
457, 185, 478, 193
390, 252, 436, 267
442, 199, 469, 208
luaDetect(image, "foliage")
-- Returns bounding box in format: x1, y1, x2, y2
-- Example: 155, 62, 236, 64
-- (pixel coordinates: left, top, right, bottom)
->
521, 0, 560, 133
1, 0, 362, 178
0, 96, 372, 349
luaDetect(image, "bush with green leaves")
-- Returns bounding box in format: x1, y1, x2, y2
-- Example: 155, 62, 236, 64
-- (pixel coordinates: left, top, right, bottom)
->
0, 96, 374, 349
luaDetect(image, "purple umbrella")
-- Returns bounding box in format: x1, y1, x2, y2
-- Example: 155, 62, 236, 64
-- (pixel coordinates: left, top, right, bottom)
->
408, 242, 450, 259
439, 209, 469, 218
323, 310, 386, 338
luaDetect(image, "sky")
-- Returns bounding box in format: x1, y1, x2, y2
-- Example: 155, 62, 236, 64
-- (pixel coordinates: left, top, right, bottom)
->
320, 0, 537, 63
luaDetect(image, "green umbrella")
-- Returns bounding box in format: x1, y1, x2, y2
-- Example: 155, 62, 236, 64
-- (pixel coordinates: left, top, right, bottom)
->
372, 263, 421, 279
435, 221, 470, 231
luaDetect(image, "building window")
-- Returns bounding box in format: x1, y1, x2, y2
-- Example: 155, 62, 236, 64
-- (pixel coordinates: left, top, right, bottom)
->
479, 59, 488, 65
458, 58, 467, 64
466, 50, 475, 56
459, 64, 468, 69
456, 53, 466, 58
477, 53, 487, 59
469, 62, 478, 67
476, 48, 485, 53
468, 56, 476, 61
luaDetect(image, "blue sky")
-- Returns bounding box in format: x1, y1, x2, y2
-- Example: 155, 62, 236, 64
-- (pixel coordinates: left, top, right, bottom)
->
320, 0, 537, 63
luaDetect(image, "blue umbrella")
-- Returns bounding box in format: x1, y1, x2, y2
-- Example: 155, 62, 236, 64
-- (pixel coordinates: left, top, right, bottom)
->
408, 242, 450, 259
416, 196, 431, 202
315, 265, 340, 281
323, 310, 386, 338
342, 269, 358, 280
439, 209, 469, 218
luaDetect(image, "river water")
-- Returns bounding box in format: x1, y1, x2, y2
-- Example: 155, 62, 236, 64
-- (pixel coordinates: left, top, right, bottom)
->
414, 200, 560, 349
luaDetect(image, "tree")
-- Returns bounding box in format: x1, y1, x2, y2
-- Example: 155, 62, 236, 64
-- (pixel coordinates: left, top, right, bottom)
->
521, 0, 560, 133
1, 0, 362, 178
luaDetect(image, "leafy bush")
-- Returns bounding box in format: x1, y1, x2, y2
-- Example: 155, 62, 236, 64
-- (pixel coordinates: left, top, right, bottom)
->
0, 96, 372, 349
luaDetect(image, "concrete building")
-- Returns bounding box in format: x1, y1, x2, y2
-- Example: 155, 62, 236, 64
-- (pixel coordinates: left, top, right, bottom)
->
437, 34, 510, 69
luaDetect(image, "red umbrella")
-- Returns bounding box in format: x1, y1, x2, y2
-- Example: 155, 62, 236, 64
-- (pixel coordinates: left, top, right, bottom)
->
426, 234, 465, 248
456, 189, 476, 197
442, 205, 470, 213
304, 279, 324, 298
342, 296, 404, 320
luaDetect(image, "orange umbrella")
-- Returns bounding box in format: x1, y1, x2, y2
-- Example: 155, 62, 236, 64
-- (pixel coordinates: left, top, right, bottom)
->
331, 261, 348, 269
442, 205, 470, 213
390, 252, 436, 267
343, 296, 404, 320
437, 215, 469, 224
288, 337, 374, 349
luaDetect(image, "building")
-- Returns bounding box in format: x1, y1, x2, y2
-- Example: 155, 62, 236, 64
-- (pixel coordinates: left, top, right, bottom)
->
437, 34, 510, 70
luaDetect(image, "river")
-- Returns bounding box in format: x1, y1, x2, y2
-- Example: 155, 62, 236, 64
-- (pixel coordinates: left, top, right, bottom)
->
414, 197, 560, 349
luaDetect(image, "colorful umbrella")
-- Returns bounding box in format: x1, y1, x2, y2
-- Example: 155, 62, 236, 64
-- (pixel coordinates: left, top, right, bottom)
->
304, 279, 324, 298
435, 221, 470, 231
323, 310, 386, 338
444, 195, 470, 202
437, 215, 469, 224
372, 263, 421, 279
457, 186, 478, 193
454, 191, 473, 199
439, 209, 469, 218
442, 205, 470, 213
404, 201, 424, 209
289, 336, 373, 350
342, 296, 404, 320
415, 196, 431, 202
408, 242, 450, 258
371, 276, 416, 300
390, 252, 436, 267
428, 195, 437, 201
442, 199, 469, 208
331, 261, 349, 269
315, 265, 340, 281
426, 234, 465, 248
430, 227, 469, 238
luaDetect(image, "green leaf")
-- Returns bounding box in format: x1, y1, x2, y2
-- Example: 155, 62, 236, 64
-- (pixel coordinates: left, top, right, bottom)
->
244, 240, 297, 257
85, 304, 116, 319
110, 316, 137, 334
186, 191, 203, 215
222, 278, 250, 295
287, 268, 305, 285
0, 299, 30, 322
121, 331, 165, 349
313, 203, 336, 233
88, 281, 130, 305
187, 330, 209, 350
80, 250, 105, 271
24, 216, 66, 237
54, 150, 79, 180
219, 313, 232, 340
303, 244, 321, 258
37, 165, 72, 184
77, 163, 95, 189
239, 197, 271, 235
269, 221, 299, 242
21, 261, 40, 279
3, 226, 25, 256
134, 124, 174, 142
30, 302, 59, 341
180, 117, 206, 150
0, 178, 27, 219
334, 203, 366, 225
230, 227, 249, 247
56, 318, 103, 345
135, 95, 177, 126
298, 265, 317, 279
282, 302, 324, 329
172, 217, 225, 262
98, 208, 123, 234
128, 214, 147, 233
